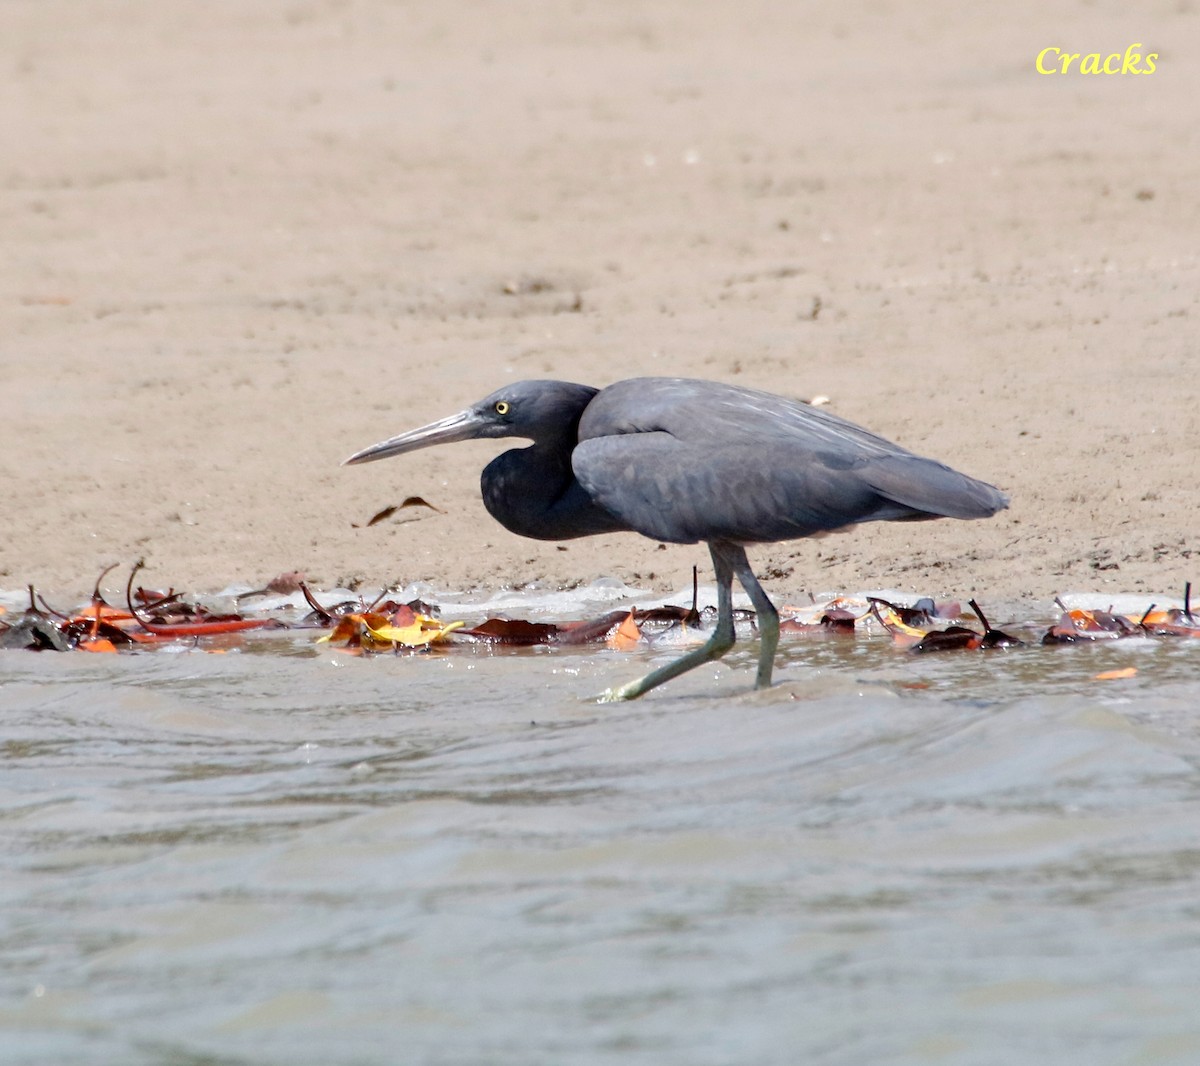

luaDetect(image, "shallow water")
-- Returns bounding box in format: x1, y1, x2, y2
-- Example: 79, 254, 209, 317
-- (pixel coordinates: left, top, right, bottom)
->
2, 599, 1200, 1066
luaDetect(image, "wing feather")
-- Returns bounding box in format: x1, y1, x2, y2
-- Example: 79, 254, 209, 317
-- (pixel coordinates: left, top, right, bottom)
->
572, 378, 1007, 544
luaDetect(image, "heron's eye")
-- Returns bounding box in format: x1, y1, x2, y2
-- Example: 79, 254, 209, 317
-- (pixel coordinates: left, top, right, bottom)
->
494, 401, 510, 416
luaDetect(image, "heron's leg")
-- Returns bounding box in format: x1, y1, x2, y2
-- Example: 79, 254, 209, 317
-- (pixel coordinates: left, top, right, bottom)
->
728, 547, 780, 689
597, 543, 738, 702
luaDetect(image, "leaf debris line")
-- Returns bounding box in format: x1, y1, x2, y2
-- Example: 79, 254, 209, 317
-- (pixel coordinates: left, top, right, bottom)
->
1, 568, 1196, 667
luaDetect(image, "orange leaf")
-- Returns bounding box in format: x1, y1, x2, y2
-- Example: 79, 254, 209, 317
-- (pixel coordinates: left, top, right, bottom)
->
133, 617, 276, 637
607, 611, 642, 651
123, 629, 171, 645
78, 604, 134, 623
319, 615, 372, 647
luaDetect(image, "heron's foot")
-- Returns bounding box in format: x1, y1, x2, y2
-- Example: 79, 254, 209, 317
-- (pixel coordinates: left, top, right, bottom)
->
594, 631, 738, 703
595, 683, 640, 703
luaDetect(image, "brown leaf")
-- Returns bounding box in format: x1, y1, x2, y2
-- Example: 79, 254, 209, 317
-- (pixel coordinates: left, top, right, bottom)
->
556, 610, 632, 645
400, 495, 444, 513
361, 497, 446, 528
820, 609, 858, 632
266, 571, 306, 594
365, 505, 397, 527
911, 626, 983, 653
458, 618, 559, 645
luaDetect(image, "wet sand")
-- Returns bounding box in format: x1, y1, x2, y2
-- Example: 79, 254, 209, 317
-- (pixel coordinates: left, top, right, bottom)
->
3, 2, 1196, 606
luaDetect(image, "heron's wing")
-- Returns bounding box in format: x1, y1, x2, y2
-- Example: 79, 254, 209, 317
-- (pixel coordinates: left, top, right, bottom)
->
573, 436, 998, 545
578, 377, 920, 459
573, 379, 1008, 545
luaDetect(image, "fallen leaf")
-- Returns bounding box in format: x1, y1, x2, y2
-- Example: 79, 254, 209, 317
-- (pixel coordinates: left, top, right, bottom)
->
459, 618, 559, 644
359, 497, 446, 528
366, 505, 397, 527
607, 611, 642, 651
555, 610, 631, 645
820, 608, 858, 632
1140, 621, 1200, 638
911, 626, 983, 653
238, 571, 307, 599
317, 611, 462, 650
869, 601, 928, 642
124, 562, 281, 638
867, 596, 938, 629
1042, 605, 1137, 644
367, 615, 464, 647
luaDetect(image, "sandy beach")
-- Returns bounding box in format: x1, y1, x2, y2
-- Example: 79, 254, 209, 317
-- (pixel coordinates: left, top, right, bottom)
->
3, 1, 1196, 607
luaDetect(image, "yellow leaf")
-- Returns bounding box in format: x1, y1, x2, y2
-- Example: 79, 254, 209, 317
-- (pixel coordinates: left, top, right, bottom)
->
366, 615, 464, 647
317, 611, 463, 650
872, 603, 927, 638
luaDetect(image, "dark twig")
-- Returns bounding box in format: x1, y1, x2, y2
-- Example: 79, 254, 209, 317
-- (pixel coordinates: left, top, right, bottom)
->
299, 582, 334, 625
967, 599, 991, 631
136, 589, 182, 612
366, 583, 402, 613
685, 565, 701, 626
868, 598, 905, 636
125, 560, 148, 624
33, 590, 72, 622
90, 563, 120, 605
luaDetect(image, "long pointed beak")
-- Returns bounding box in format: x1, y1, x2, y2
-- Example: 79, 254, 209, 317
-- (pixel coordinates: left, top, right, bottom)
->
343, 409, 486, 465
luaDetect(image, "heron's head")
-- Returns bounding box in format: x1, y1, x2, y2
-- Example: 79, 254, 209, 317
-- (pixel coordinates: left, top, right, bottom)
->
343, 379, 599, 465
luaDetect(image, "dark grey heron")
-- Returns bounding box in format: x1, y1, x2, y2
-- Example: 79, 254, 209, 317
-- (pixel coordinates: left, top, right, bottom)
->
345, 378, 1008, 700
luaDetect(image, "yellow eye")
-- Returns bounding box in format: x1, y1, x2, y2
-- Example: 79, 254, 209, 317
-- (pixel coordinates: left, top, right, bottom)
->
494, 401, 510, 416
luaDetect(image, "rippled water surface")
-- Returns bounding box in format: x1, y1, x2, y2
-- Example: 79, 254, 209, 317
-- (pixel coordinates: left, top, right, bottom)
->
3, 599, 1200, 1065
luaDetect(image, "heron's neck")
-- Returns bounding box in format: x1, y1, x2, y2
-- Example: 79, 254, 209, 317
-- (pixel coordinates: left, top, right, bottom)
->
481, 440, 625, 541
481, 441, 572, 540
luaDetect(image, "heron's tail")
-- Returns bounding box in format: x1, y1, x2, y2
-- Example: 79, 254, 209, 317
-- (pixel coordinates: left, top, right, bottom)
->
865, 453, 1009, 521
